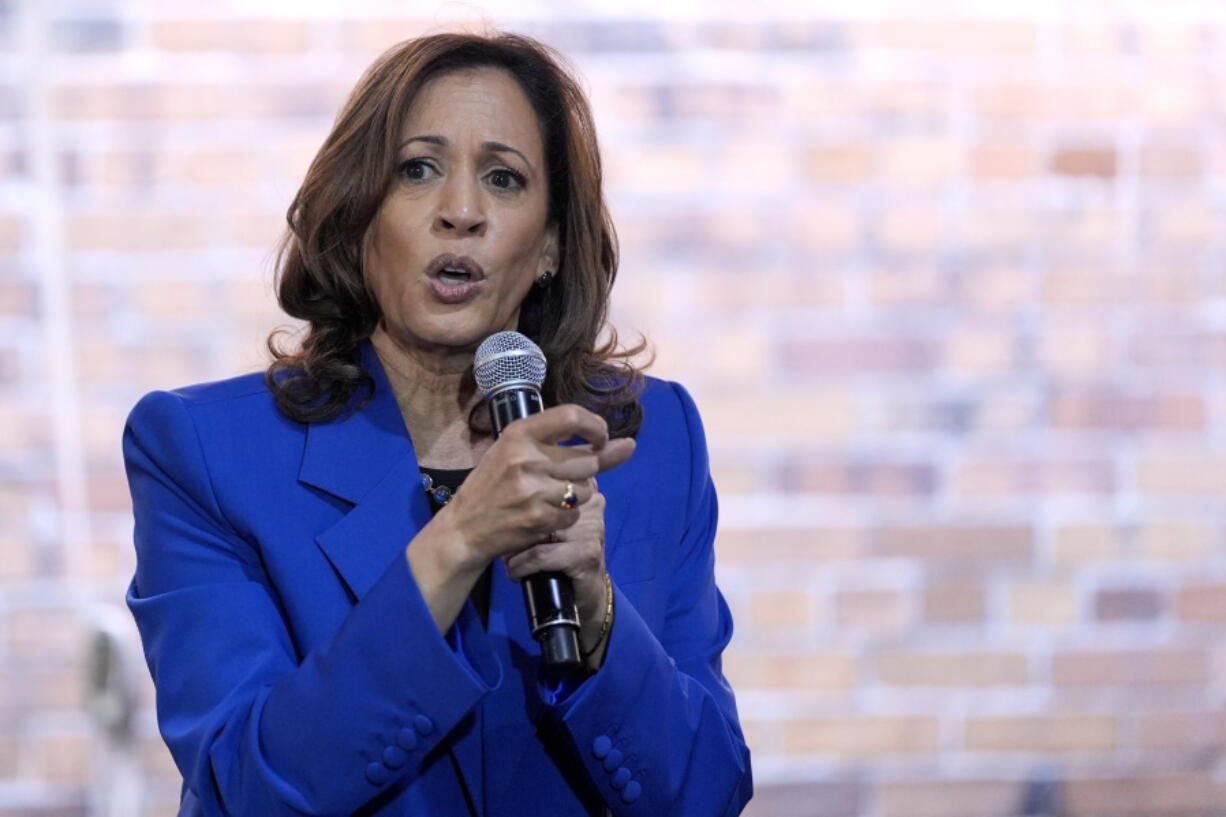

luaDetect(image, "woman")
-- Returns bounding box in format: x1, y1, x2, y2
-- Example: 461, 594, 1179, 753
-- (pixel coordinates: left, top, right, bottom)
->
124, 31, 751, 817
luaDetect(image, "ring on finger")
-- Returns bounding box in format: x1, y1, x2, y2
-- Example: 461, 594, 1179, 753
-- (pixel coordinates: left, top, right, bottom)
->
560, 482, 578, 509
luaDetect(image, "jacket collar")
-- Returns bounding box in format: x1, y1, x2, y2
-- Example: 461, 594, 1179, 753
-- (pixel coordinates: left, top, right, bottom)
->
298, 341, 416, 506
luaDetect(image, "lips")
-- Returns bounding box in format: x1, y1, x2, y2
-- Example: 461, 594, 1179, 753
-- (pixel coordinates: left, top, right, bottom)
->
425, 254, 486, 304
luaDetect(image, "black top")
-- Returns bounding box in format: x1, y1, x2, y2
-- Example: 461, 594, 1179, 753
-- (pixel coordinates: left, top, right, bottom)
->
420, 466, 491, 628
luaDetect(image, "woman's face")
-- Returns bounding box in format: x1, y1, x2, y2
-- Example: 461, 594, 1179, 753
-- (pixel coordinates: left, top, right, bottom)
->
364, 66, 557, 355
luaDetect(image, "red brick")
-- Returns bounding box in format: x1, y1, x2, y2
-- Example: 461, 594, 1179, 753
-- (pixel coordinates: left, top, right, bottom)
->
1094, 587, 1164, 621
962, 207, 1032, 249
973, 83, 1053, 119
877, 139, 957, 186
1052, 523, 1117, 565
1051, 391, 1205, 431
1138, 520, 1212, 562
1051, 649, 1207, 686
964, 714, 1117, 753
790, 461, 936, 498
0, 215, 22, 252
786, 715, 939, 756
876, 779, 1023, 817
66, 213, 210, 250
788, 204, 859, 251
876, 650, 1029, 687
1137, 456, 1226, 495
748, 589, 815, 632
923, 583, 985, 623
742, 779, 863, 817
943, 328, 1015, 375
89, 471, 133, 513
1063, 773, 1214, 815
24, 731, 90, 784
1049, 146, 1117, 178
970, 144, 1037, 179
877, 206, 944, 251
803, 143, 874, 182
1137, 711, 1226, 750
781, 336, 937, 376
724, 649, 856, 692
1060, 23, 1122, 55
1008, 582, 1079, 626
876, 524, 1032, 563
717, 526, 861, 564
150, 20, 311, 53
1154, 204, 1216, 245
953, 457, 1114, 497
1036, 328, 1110, 374
1176, 585, 1226, 620
0, 281, 34, 317
835, 589, 908, 633
703, 391, 854, 442
867, 81, 945, 119
55, 83, 227, 120
1140, 146, 1202, 178
868, 265, 951, 308
871, 21, 1037, 54
3, 606, 84, 662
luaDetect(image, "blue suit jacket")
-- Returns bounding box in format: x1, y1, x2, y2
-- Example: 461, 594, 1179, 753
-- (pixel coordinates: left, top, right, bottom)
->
124, 343, 752, 816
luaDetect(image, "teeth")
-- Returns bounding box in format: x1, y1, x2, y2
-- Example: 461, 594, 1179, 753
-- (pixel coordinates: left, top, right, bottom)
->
439, 268, 470, 284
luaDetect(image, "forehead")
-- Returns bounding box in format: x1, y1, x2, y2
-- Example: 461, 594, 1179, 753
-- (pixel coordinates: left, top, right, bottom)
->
400, 66, 543, 152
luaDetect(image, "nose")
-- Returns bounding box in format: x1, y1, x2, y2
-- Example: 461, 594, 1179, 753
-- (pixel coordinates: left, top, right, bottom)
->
434, 174, 486, 237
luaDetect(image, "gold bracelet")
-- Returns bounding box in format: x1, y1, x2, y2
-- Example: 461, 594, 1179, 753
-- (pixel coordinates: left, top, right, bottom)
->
582, 570, 614, 658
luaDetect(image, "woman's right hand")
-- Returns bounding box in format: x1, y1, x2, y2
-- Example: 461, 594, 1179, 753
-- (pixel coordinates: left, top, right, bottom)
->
440, 404, 635, 570
405, 404, 633, 634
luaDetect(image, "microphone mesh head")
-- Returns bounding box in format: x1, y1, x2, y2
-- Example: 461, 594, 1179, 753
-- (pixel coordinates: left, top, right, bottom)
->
474, 331, 547, 396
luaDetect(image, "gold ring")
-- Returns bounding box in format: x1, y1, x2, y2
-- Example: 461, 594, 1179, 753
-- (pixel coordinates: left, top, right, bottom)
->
560, 482, 578, 509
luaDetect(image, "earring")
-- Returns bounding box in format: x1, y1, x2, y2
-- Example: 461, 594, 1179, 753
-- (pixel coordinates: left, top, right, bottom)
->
535, 270, 555, 288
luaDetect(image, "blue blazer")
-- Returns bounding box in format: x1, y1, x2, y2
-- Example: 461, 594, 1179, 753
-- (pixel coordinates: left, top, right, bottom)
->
124, 343, 752, 816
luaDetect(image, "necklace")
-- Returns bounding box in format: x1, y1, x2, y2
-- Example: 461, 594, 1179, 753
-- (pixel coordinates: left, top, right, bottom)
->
420, 471, 456, 506
420, 467, 472, 508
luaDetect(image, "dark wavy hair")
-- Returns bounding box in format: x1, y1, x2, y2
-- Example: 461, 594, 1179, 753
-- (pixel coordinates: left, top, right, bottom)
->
266, 31, 646, 437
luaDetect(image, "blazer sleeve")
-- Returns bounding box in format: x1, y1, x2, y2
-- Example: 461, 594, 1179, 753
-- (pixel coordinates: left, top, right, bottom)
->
123, 390, 500, 816
549, 381, 753, 816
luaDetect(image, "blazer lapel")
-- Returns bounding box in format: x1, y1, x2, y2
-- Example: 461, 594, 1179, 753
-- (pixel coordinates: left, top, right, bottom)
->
299, 341, 486, 815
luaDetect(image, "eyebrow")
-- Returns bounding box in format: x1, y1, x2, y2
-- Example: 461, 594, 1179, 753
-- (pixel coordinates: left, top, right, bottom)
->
399, 135, 534, 171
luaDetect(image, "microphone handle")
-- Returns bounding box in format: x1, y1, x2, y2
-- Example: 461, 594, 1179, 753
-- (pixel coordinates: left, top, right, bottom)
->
487, 387, 583, 674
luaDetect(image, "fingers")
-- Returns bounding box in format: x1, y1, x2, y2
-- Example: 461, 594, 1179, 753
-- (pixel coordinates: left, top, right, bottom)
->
594, 437, 635, 473
504, 530, 603, 582
507, 404, 610, 447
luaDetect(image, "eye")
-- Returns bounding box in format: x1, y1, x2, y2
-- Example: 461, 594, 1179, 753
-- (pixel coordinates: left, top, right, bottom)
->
397, 158, 435, 182
487, 168, 526, 191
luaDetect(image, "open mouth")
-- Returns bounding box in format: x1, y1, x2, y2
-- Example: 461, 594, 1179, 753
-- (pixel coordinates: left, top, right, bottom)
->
438, 266, 473, 286
427, 254, 486, 285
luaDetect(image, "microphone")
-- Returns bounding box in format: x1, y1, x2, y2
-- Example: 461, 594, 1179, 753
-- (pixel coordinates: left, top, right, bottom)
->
474, 331, 583, 673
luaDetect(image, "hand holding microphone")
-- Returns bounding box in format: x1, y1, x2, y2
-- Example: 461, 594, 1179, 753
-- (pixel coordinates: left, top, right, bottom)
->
459, 331, 632, 674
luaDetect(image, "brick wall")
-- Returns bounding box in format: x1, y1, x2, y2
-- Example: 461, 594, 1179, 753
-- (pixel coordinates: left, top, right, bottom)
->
3, 1, 1226, 815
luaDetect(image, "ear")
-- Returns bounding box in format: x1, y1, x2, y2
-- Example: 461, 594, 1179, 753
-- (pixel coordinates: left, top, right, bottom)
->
537, 224, 559, 278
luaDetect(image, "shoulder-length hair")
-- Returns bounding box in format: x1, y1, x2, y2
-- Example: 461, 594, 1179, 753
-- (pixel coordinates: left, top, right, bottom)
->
266, 31, 646, 437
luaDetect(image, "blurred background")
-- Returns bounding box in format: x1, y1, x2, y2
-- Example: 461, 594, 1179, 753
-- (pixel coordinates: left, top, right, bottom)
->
3, 0, 1226, 815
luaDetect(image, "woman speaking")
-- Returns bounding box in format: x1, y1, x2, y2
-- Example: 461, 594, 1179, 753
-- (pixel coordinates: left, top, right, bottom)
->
123, 31, 752, 816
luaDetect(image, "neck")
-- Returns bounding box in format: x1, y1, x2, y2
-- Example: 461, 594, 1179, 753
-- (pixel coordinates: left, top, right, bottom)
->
370, 325, 490, 469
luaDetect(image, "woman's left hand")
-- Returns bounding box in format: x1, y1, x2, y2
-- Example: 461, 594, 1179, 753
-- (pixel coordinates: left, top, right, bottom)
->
503, 474, 609, 655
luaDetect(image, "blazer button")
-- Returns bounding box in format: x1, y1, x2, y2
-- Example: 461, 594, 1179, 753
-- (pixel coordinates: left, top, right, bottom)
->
396, 727, 419, 751
610, 767, 631, 790
592, 735, 612, 759
382, 745, 408, 770
413, 714, 435, 735
620, 780, 642, 804
602, 749, 623, 772
365, 761, 391, 786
